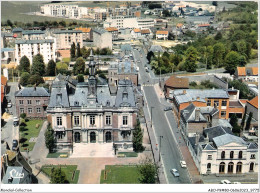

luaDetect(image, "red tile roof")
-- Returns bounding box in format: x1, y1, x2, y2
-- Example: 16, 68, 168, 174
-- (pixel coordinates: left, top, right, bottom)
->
237, 67, 246, 76
141, 29, 150, 34
251, 67, 258, 75
165, 75, 189, 88
156, 31, 169, 35
133, 28, 141, 33
75, 27, 91, 33
105, 27, 118, 32
247, 96, 258, 109
1, 76, 7, 86
198, 24, 210, 27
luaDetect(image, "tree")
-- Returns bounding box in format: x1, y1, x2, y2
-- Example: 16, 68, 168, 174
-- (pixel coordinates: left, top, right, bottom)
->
81, 46, 89, 59
50, 167, 69, 184
76, 43, 81, 58
132, 120, 144, 152
224, 51, 240, 74
31, 54, 45, 76
28, 75, 44, 85
70, 42, 76, 60
77, 74, 84, 82
214, 32, 222, 40
46, 59, 56, 76
58, 21, 66, 27
245, 112, 253, 130
18, 56, 30, 73
147, 51, 154, 64
213, 43, 225, 67
240, 106, 247, 129
138, 158, 158, 184
7, 19, 13, 27
184, 46, 198, 72
162, 10, 171, 17
20, 113, 27, 119
44, 124, 55, 153
230, 114, 240, 134
212, 1, 218, 6
20, 72, 30, 86
73, 57, 85, 75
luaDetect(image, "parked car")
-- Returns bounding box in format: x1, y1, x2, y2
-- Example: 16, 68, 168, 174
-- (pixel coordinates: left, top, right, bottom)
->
12, 139, 18, 151
164, 106, 172, 111
180, 160, 187, 168
171, 168, 180, 177
7, 102, 12, 108
221, 180, 231, 184
233, 182, 241, 184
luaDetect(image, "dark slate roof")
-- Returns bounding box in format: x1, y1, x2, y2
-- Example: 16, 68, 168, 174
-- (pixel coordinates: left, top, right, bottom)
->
149, 45, 164, 52
15, 39, 54, 44
248, 143, 258, 149
93, 28, 107, 35
1, 48, 15, 52
15, 87, 50, 97
2, 166, 30, 184
53, 30, 82, 34
213, 133, 247, 147
12, 28, 23, 33
203, 143, 215, 150
69, 83, 88, 107
97, 85, 115, 106
118, 61, 137, 74
181, 103, 207, 123
48, 81, 70, 107
115, 80, 136, 107
22, 30, 46, 35
203, 125, 233, 142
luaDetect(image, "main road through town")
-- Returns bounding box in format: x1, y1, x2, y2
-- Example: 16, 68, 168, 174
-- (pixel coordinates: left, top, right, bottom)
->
132, 48, 191, 184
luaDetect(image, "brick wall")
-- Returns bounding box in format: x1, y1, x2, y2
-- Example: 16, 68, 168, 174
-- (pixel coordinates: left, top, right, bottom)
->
66, 114, 72, 128
112, 113, 118, 128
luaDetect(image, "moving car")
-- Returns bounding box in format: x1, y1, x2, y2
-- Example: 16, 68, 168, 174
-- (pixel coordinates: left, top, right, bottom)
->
12, 139, 18, 151
13, 117, 19, 126
221, 180, 231, 184
180, 160, 187, 168
7, 102, 12, 108
171, 168, 180, 177
164, 107, 172, 111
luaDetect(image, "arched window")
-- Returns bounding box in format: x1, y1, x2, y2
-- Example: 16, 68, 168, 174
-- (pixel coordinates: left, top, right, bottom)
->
228, 162, 234, 173
249, 163, 254, 172
219, 162, 225, 173
221, 151, 225, 159
207, 163, 211, 172
236, 162, 242, 173
238, 151, 243, 159
230, 151, 234, 159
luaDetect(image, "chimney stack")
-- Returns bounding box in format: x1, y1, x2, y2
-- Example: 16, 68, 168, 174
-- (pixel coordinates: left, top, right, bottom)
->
34, 84, 36, 91
195, 108, 200, 122
205, 132, 209, 143
183, 90, 186, 95
195, 132, 200, 145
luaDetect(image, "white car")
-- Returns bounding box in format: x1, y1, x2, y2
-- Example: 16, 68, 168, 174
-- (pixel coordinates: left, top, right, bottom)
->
180, 160, 187, 168
221, 180, 231, 184
233, 182, 241, 184
7, 102, 12, 108
170, 168, 179, 177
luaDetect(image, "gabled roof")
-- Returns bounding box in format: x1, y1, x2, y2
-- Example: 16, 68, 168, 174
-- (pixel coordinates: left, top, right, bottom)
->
75, 27, 91, 33
106, 27, 118, 32
248, 143, 258, 149
53, 30, 82, 34
141, 29, 150, 34
156, 31, 169, 35
213, 133, 247, 147
181, 103, 207, 123
247, 96, 258, 109
133, 28, 141, 33
1, 76, 7, 86
203, 125, 233, 142
237, 67, 246, 76
15, 87, 50, 97
165, 75, 189, 88
203, 143, 215, 150
176, 23, 183, 28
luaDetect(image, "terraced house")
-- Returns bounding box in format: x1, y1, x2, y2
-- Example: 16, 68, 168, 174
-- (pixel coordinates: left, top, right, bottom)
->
46, 50, 138, 151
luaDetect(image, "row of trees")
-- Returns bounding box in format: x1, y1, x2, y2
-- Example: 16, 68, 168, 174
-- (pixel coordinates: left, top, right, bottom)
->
230, 110, 253, 135
19, 55, 56, 86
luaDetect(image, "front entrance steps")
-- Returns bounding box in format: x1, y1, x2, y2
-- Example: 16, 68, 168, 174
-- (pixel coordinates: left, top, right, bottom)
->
69, 143, 115, 158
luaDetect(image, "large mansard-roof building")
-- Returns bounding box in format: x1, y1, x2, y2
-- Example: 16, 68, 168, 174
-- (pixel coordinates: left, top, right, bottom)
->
46, 50, 138, 151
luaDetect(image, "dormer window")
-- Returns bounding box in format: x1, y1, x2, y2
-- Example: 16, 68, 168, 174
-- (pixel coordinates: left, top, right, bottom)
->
123, 91, 128, 100
74, 101, 79, 106
56, 94, 62, 105
106, 100, 110, 106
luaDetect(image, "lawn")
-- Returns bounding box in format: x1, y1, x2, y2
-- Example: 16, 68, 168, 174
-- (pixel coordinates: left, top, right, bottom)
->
46, 152, 68, 158
41, 165, 80, 184
19, 119, 44, 152
100, 165, 140, 184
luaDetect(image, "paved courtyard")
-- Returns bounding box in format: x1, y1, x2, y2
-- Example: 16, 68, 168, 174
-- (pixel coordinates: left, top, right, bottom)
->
70, 143, 115, 158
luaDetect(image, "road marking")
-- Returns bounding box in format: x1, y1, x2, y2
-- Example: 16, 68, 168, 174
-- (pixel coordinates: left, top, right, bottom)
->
164, 112, 193, 184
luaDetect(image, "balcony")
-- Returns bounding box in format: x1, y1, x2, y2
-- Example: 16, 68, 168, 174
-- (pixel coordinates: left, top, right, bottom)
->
54, 126, 65, 132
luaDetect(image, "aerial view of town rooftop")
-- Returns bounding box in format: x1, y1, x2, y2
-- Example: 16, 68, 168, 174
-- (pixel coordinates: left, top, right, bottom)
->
0, 0, 259, 192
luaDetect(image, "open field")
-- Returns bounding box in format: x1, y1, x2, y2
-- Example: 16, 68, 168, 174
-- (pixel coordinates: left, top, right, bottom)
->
100, 165, 140, 184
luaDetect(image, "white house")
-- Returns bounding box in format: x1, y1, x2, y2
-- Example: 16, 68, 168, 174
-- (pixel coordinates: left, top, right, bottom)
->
130, 29, 141, 39
235, 67, 258, 83
156, 30, 169, 40
188, 126, 258, 175
15, 39, 56, 64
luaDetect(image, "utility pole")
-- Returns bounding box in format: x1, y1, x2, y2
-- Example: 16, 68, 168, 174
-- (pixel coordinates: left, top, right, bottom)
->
159, 136, 163, 162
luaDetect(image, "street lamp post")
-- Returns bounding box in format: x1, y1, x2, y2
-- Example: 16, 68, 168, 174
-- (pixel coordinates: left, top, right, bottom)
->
159, 136, 163, 162
150, 106, 154, 128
